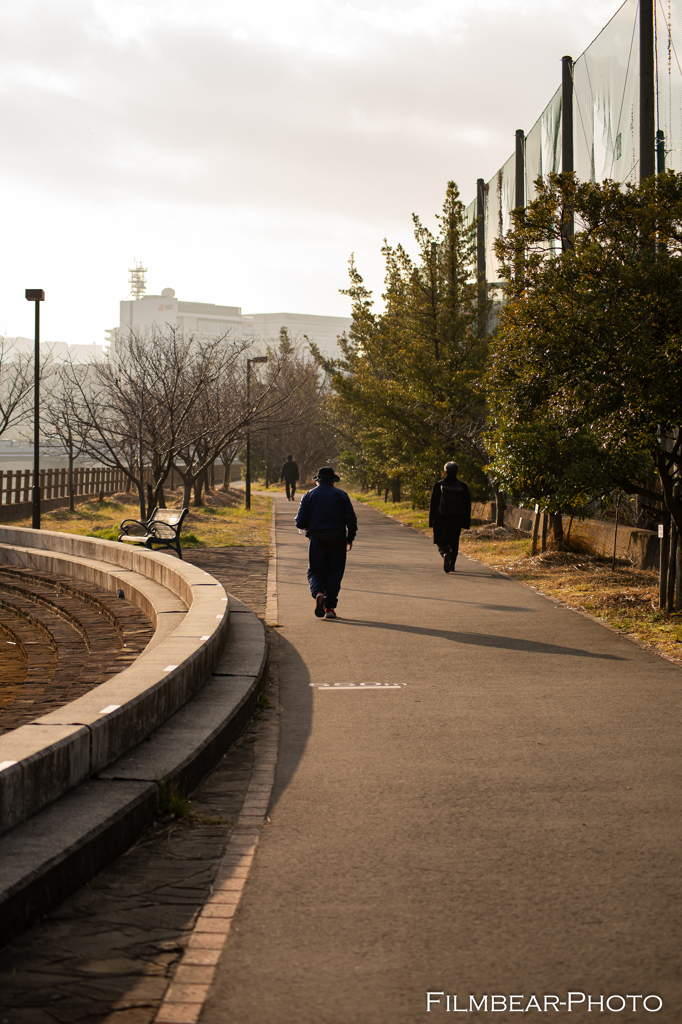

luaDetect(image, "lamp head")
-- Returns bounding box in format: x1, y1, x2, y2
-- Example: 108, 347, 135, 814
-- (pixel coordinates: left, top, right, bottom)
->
25, 290, 45, 301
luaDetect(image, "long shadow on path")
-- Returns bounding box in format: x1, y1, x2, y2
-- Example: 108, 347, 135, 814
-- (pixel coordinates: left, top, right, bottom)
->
335, 617, 625, 660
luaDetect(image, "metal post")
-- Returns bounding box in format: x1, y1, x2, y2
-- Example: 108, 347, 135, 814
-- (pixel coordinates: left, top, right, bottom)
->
561, 55, 574, 247
25, 289, 44, 529
515, 130, 525, 210
245, 355, 268, 511
659, 517, 669, 608
657, 129, 665, 173
640, 0, 655, 181
245, 364, 251, 511
476, 177, 486, 336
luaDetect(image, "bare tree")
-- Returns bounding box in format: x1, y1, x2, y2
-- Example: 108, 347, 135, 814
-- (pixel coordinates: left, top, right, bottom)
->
173, 345, 291, 507
42, 362, 92, 510
65, 328, 251, 519
250, 330, 337, 485
0, 337, 35, 439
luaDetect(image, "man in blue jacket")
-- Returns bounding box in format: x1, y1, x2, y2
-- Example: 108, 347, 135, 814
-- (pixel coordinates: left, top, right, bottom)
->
295, 466, 357, 619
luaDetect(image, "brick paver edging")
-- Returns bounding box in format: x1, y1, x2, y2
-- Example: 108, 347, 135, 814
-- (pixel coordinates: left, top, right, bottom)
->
155, 502, 280, 1024
154, 713, 279, 1024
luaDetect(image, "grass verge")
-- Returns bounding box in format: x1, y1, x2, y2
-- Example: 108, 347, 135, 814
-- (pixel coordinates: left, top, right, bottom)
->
6, 488, 272, 549
351, 492, 682, 666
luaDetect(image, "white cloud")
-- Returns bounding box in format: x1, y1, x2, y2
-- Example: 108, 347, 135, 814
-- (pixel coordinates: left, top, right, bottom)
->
0, 0, 625, 343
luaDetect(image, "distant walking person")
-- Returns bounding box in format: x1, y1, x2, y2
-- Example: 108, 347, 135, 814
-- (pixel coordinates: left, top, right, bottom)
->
281, 455, 299, 501
429, 461, 471, 573
295, 467, 357, 619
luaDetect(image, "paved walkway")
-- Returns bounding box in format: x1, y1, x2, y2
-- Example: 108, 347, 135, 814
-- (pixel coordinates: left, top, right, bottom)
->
200, 495, 682, 1023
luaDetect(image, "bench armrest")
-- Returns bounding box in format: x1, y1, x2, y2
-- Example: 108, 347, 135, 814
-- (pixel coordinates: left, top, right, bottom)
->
119, 518, 148, 536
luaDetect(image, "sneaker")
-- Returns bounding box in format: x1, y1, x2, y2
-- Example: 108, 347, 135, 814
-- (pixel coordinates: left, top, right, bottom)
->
443, 553, 453, 573
324, 608, 337, 619
314, 593, 325, 617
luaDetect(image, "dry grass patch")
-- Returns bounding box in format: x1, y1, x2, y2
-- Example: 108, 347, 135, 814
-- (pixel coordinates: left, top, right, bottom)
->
7, 487, 272, 549
348, 499, 682, 666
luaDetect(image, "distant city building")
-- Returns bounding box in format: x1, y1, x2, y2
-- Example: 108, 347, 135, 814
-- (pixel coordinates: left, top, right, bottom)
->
112, 282, 351, 360
0, 337, 104, 364
244, 311, 352, 360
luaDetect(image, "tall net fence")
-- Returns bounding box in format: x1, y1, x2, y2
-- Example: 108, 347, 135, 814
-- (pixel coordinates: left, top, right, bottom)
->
470, 0, 682, 284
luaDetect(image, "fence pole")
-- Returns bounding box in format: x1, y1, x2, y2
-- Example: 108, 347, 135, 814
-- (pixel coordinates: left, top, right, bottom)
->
476, 177, 486, 337
561, 55, 574, 247
0, 471, 4, 506
24, 470, 30, 503
657, 129, 666, 174
515, 129, 524, 210
6, 471, 12, 507
15, 471, 22, 505
640, 0, 655, 180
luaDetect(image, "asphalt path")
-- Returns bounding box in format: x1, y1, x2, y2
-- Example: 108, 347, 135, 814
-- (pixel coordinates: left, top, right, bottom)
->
201, 494, 682, 1024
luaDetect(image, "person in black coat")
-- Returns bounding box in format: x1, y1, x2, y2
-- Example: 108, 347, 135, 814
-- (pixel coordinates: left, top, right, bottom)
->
295, 467, 357, 619
281, 455, 300, 501
429, 461, 471, 573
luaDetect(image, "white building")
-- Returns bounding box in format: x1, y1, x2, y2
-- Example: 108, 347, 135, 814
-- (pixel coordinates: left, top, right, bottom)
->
244, 311, 351, 361
113, 288, 351, 360
1, 338, 104, 363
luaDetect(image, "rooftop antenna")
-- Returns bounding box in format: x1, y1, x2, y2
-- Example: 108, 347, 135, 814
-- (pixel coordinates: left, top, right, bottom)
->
128, 259, 147, 300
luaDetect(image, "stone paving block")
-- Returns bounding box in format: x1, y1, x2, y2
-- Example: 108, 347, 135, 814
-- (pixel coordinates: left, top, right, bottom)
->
186, 932, 228, 950
173, 965, 216, 985
193, 917, 234, 933
181, 949, 222, 966
156, 1002, 202, 1023
213, 612, 266, 678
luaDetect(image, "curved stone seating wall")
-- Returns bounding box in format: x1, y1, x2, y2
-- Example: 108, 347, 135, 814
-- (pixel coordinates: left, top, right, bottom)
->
0, 526, 229, 836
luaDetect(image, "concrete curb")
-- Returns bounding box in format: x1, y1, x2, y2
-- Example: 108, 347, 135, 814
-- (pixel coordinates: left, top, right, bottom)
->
0, 594, 267, 947
0, 528, 229, 834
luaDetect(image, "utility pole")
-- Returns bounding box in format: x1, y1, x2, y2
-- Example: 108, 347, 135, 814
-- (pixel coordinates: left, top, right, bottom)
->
25, 289, 45, 529
640, 0, 655, 180
562, 55, 574, 247
476, 177, 486, 336
245, 355, 268, 510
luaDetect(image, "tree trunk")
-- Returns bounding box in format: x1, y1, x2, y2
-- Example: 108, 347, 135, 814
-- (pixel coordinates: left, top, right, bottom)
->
193, 469, 206, 507
68, 450, 75, 512
182, 479, 192, 509
221, 461, 232, 491
550, 511, 564, 546
391, 478, 401, 502
137, 483, 146, 521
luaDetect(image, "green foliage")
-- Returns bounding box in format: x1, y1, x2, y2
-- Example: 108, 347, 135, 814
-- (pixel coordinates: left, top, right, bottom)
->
488, 171, 682, 526
323, 182, 490, 506
156, 778, 193, 818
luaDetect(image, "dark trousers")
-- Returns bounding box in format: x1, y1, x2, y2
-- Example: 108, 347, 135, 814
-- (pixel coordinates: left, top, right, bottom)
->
285, 480, 296, 500
435, 520, 462, 560
307, 538, 346, 609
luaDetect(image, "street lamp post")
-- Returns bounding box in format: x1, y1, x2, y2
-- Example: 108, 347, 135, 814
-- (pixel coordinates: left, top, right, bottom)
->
245, 355, 268, 510
25, 289, 45, 529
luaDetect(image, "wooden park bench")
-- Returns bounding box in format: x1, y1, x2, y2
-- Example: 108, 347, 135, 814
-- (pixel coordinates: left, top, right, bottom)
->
118, 507, 189, 559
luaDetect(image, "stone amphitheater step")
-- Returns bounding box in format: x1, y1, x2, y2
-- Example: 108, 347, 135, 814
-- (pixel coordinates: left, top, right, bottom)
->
0, 568, 155, 735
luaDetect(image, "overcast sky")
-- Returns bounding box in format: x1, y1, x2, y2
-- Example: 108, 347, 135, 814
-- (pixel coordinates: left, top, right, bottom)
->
0, 0, 623, 345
